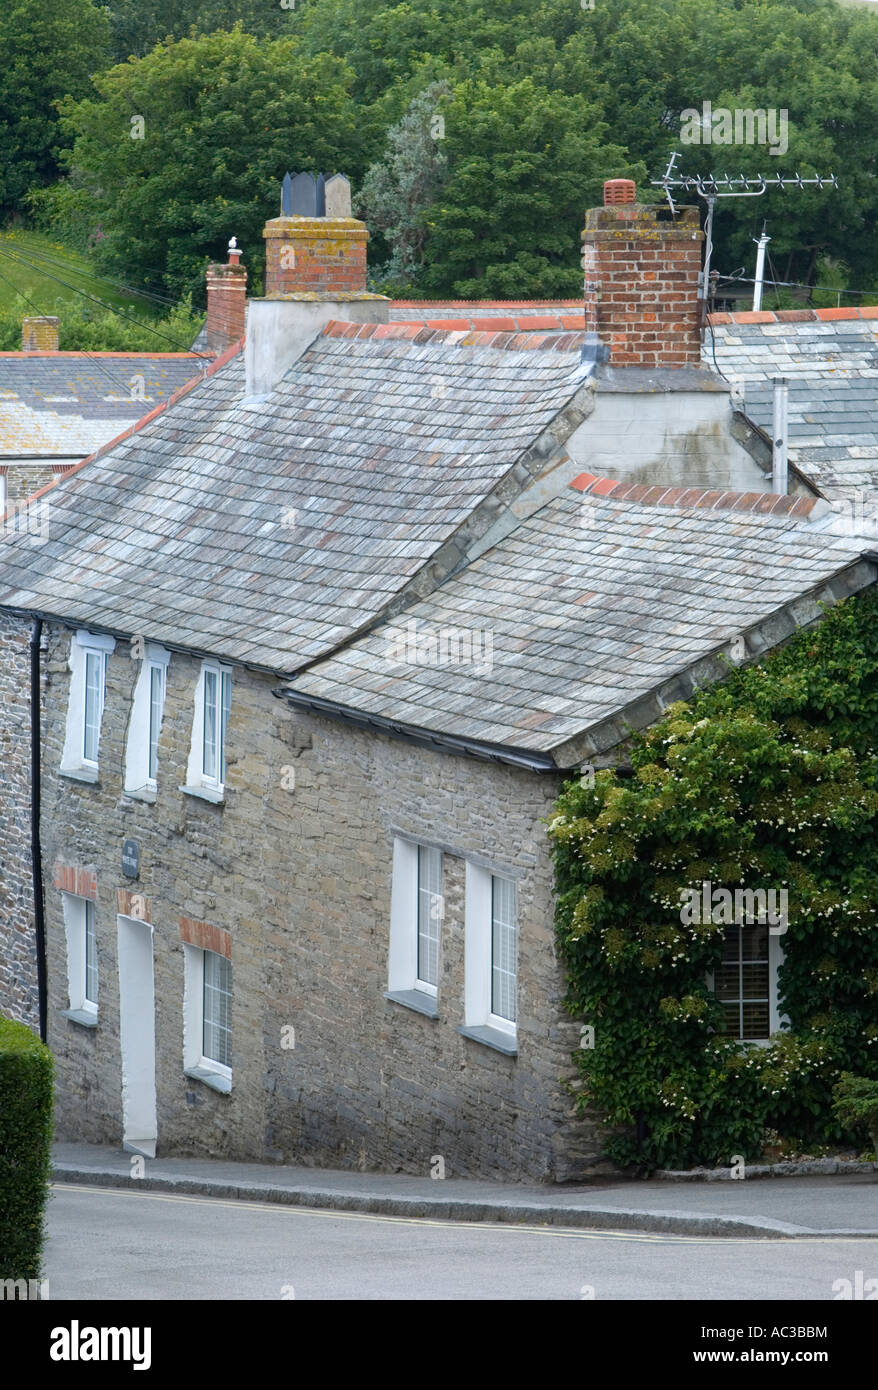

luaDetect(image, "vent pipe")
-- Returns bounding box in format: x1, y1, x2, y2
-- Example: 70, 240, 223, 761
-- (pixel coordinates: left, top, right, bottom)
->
752, 226, 771, 312
772, 377, 789, 494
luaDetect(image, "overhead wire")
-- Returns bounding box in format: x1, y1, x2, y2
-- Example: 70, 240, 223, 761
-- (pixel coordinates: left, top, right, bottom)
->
1, 238, 179, 308
0, 260, 144, 398
0, 243, 211, 358
717, 271, 878, 300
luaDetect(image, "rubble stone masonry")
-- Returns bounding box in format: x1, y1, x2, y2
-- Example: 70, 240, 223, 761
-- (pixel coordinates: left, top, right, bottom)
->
0, 611, 39, 1030
17, 621, 605, 1181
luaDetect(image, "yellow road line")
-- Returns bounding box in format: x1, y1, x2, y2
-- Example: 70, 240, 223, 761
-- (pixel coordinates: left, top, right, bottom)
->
51, 1183, 875, 1246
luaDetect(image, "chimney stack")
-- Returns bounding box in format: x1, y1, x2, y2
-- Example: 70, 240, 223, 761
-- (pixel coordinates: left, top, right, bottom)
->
246, 171, 388, 398
22, 317, 59, 351
205, 239, 247, 351
582, 181, 704, 368
264, 172, 369, 296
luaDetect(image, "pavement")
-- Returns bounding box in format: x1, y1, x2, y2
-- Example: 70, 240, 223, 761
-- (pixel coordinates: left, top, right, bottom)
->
52, 1143, 878, 1240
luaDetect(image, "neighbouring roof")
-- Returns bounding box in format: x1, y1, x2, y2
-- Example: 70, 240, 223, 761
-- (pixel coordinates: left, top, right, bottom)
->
284, 472, 874, 766
705, 309, 878, 504
0, 352, 211, 458
389, 299, 585, 332
0, 327, 591, 671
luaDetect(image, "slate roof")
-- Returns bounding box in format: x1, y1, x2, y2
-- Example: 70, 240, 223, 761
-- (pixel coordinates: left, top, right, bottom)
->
0, 353, 210, 457
0, 329, 590, 671
389, 300, 585, 332
704, 309, 878, 505
285, 474, 872, 764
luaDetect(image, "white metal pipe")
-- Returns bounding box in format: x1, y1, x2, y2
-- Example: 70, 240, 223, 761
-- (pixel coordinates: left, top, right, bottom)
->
772, 377, 789, 494
753, 230, 771, 311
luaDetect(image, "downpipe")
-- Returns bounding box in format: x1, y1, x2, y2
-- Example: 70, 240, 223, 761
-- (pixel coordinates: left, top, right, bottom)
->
30, 617, 47, 1042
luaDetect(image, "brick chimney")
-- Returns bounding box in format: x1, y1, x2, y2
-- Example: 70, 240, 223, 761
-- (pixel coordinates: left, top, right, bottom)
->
22, 317, 59, 351
264, 217, 368, 296
246, 171, 388, 397
582, 180, 704, 367
205, 240, 247, 351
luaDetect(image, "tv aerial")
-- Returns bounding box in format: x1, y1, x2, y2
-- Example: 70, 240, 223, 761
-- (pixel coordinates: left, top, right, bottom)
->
651, 152, 839, 316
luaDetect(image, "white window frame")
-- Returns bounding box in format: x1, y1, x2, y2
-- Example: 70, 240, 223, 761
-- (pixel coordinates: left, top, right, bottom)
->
123, 643, 170, 798
60, 892, 98, 1026
707, 930, 787, 1046
60, 630, 115, 781
387, 837, 443, 1014
182, 660, 232, 802
464, 862, 518, 1050
182, 944, 232, 1093
415, 844, 442, 996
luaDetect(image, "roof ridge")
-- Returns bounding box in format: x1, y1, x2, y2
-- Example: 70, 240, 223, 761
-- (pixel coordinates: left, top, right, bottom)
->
707, 307, 878, 326
0, 350, 215, 359
322, 320, 585, 351
570, 471, 824, 519
391, 314, 585, 332
390, 299, 583, 308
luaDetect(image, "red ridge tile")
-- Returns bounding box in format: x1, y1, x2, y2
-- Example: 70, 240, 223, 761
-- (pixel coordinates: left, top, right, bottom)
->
569, 472, 599, 492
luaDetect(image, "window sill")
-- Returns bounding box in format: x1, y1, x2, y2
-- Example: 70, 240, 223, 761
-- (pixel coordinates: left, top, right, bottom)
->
179, 783, 225, 805
385, 989, 439, 1019
122, 784, 157, 804
184, 1064, 232, 1094
123, 1138, 156, 1159
59, 765, 100, 785
458, 1024, 517, 1056
61, 1007, 98, 1028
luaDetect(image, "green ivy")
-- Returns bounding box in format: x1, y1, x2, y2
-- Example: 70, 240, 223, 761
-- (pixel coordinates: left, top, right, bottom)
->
549, 588, 878, 1172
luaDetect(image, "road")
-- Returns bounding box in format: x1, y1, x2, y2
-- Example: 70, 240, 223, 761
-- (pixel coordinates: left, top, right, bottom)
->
44, 1183, 878, 1300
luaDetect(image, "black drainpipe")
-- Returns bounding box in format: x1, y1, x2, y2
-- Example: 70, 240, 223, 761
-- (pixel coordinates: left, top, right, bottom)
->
30, 618, 47, 1043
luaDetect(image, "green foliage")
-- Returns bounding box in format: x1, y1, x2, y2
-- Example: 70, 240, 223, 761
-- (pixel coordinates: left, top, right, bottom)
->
104, 0, 291, 62
57, 27, 363, 300
416, 69, 639, 298
31, 0, 878, 301
549, 589, 878, 1171
0, 290, 203, 352
24, 182, 98, 256
0, 0, 109, 217
0, 1016, 54, 1282
356, 82, 452, 288
296, 0, 878, 299
832, 1072, 878, 1152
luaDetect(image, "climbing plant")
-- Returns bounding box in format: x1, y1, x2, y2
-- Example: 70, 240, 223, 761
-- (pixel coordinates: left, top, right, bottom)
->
549, 587, 878, 1171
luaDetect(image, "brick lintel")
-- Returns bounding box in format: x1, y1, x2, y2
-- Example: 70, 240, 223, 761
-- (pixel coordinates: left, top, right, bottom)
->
179, 917, 231, 958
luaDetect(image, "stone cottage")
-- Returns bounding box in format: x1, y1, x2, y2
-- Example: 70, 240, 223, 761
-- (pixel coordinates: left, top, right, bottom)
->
0, 178, 874, 1180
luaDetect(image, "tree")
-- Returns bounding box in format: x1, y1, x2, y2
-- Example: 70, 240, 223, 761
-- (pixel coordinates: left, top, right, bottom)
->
0, 0, 109, 217
296, 0, 878, 298
57, 28, 362, 299
355, 82, 452, 290
417, 73, 641, 298
104, 0, 293, 63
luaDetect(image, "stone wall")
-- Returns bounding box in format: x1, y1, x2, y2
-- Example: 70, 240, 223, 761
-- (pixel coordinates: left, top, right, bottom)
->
2, 463, 58, 508
0, 611, 39, 1029
34, 620, 604, 1181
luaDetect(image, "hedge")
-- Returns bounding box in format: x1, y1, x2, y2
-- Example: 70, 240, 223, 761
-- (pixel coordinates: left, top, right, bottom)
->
0, 1016, 54, 1281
